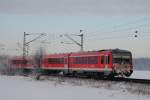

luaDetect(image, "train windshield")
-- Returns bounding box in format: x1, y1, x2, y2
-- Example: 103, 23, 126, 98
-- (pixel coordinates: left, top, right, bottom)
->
113, 53, 131, 64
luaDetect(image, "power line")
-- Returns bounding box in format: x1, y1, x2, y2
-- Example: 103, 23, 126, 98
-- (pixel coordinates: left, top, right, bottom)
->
86, 23, 150, 40
86, 35, 131, 41
86, 31, 150, 42
23, 32, 46, 57
86, 17, 150, 36
60, 30, 84, 51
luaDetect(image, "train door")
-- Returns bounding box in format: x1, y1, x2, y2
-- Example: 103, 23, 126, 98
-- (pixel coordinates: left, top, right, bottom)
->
104, 54, 110, 69
100, 54, 110, 69
64, 56, 69, 74
100, 55, 105, 68
101, 54, 110, 76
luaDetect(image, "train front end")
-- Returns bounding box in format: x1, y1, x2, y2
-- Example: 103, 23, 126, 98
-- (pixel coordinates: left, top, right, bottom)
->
112, 49, 133, 77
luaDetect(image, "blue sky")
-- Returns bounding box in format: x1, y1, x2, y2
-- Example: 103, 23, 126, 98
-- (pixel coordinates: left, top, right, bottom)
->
0, 0, 150, 58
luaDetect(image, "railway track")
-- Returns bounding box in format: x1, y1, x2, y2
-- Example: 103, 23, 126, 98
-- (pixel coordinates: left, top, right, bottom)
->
35, 74, 150, 85
10, 71, 149, 84
110, 77, 150, 84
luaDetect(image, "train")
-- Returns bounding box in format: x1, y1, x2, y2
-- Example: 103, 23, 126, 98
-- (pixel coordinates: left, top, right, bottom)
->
9, 49, 133, 78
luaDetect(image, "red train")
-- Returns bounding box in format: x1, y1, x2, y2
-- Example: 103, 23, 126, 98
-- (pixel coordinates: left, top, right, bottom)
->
10, 49, 133, 77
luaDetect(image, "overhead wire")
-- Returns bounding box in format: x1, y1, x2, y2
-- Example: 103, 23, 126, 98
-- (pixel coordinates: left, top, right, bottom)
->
85, 22, 150, 40
86, 22, 150, 38
86, 17, 150, 38
41, 17, 150, 46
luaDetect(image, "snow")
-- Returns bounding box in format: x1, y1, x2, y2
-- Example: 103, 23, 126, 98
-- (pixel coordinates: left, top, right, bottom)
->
130, 70, 150, 79
0, 75, 149, 100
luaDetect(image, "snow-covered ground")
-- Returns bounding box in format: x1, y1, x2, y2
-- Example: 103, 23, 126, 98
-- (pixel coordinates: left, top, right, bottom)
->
130, 70, 150, 79
0, 75, 149, 100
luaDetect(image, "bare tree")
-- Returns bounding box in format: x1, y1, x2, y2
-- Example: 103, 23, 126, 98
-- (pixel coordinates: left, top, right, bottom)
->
33, 47, 45, 80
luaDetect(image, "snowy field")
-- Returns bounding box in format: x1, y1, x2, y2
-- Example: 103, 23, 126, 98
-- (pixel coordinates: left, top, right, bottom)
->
0, 75, 150, 100
130, 70, 150, 79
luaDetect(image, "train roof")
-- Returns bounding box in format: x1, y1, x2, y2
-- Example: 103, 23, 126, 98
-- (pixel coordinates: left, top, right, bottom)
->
44, 49, 131, 56
10, 49, 131, 59
44, 53, 69, 58
10, 55, 34, 60
99, 48, 130, 53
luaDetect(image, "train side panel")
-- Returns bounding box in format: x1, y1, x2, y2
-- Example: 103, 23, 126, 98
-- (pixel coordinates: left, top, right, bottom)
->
41, 54, 69, 71
69, 51, 113, 74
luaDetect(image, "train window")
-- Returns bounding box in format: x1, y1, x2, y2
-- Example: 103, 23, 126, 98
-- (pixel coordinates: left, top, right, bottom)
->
48, 58, 64, 64
74, 57, 80, 64
48, 58, 52, 64
87, 56, 98, 64
91, 56, 98, 64
60, 58, 64, 64
87, 57, 90, 64
12, 60, 27, 64
76, 57, 79, 64
85, 57, 88, 64
106, 56, 110, 64
73, 56, 98, 64
79, 57, 82, 64
81, 57, 84, 64
101, 56, 104, 64
48, 58, 51, 64
74, 57, 85, 64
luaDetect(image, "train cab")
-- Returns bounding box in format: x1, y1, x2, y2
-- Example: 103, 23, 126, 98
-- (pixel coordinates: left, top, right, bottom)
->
111, 49, 133, 77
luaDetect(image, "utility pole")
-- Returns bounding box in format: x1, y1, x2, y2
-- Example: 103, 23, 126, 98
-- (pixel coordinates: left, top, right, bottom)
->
23, 32, 26, 58
22, 32, 46, 58
79, 32, 84, 51
62, 30, 84, 51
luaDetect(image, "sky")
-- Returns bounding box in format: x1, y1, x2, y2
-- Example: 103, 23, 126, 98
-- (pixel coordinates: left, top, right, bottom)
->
0, 0, 150, 58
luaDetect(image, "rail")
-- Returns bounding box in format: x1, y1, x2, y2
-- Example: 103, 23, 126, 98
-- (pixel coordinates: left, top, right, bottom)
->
110, 77, 150, 84
35, 74, 150, 84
